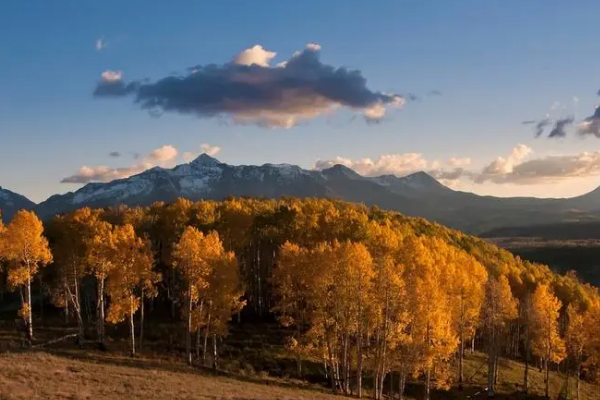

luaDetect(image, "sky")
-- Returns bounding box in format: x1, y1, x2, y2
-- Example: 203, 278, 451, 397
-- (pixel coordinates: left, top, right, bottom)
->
3, 1, 600, 203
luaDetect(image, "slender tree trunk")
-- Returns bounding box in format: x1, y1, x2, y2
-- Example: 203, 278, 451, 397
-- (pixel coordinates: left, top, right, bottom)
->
212, 334, 218, 370
39, 276, 44, 323
545, 358, 550, 399
562, 357, 570, 400
398, 371, 406, 400
471, 336, 475, 353
576, 357, 581, 400
96, 277, 105, 348
487, 329, 495, 397
195, 300, 203, 360
458, 326, 464, 390
494, 353, 499, 386
203, 309, 212, 364
327, 339, 336, 391
424, 368, 431, 400
357, 317, 363, 398
342, 333, 349, 394
524, 324, 530, 393
72, 269, 84, 344
139, 290, 144, 351
64, 296, 70, 326
129, 297, 136, 357
26, 267, 33, 343
196, 329, 202, 360
186, 288, 193, 365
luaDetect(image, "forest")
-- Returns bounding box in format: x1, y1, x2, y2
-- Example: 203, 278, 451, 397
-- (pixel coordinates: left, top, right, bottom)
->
1, 197, 600, 400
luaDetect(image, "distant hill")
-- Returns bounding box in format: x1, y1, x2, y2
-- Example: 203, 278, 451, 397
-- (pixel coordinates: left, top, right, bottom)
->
0, 187, 36, 223
29, 154, 600, 233
2, 154, 600, 232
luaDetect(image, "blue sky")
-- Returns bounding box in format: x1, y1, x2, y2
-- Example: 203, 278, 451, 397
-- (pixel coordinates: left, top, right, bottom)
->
2, 0, 600, 202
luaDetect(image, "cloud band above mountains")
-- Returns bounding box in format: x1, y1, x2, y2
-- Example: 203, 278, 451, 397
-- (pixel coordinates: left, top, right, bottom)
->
93, 44, 404, 127
315, 144, 600, 186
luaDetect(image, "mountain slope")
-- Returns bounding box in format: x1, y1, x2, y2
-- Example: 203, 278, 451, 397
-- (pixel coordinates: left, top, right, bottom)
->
0, 187, 36, 223
33, 154, 600, 233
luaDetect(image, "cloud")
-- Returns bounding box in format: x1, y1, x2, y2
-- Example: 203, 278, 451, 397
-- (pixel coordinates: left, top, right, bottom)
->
108, 151, 121, 157
315, 144, 600, 187
548, 116, 574, 139
534, 118, 551, 138
101, 70, 122, 82
147, 145, 178, 163
233, 45, 277, 67
314, 152, 471, 188
475, 150, 600, 185
578, 106, 600, 138
201, 143, 221, 156
61, 165, 149, 184
182, 143, 222, 162
93, 43, 404, 127
474, 144, 533, 183
96, 37, 107, 51
94, 70, 138, 97
448, 157, 472, 167
61, 145, 178, 184
315, 153, 429, 177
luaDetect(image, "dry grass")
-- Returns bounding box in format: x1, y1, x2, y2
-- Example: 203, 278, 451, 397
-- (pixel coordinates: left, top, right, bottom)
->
462, 351, 600, 400
0, 320, 599, 399
0, 351, 345, 400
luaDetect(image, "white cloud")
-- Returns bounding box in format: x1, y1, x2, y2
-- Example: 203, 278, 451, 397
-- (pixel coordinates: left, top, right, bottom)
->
96, 37, 107, 51
474, 148, 600, 185
201, 143, 221, 156
147, 145, 178, 164
305, 43, 322, 52
101, 70, 122, 83
182, 143, 222, 162
315, 153, 429, 177
61, 144, 178, 184
476, 144, 532, 182
233, 45, 277, 67
448, 157, 472, 167
313, 144, 600, 188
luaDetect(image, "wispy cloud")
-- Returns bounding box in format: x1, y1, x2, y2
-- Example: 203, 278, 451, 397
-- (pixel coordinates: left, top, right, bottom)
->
108, 151, 121, 157
93, 43, 405, 127
95, 37, 107, 51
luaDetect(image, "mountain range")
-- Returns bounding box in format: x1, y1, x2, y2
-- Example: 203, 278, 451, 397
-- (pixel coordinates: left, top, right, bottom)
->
2, 153, 600, 233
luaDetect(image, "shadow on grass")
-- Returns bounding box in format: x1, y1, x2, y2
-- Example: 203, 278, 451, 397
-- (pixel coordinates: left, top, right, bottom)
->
34, 347, 346, 398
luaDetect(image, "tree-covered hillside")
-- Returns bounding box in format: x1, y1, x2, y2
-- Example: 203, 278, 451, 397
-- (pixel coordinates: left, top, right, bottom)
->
1, 198, 599, 399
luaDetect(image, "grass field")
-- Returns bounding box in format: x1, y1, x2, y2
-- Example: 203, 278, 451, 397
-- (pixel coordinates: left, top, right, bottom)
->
1, 320, 599, 399
1, 349, 599, 400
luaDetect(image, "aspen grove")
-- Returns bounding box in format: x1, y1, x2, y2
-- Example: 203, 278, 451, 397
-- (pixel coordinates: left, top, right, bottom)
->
1, 199, 600, 399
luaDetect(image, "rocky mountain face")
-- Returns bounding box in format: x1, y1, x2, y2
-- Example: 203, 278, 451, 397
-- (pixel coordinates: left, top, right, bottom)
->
3, 154, 600, 233
0, 187, 36, 223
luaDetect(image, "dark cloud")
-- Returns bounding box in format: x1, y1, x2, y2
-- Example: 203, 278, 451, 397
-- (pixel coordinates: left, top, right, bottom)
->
521, 120, 536, 125
579, 107, 600, 138
93, 44, 404, 127
109, 151, 121, 157
427, 90, 442, 96
534, 119, 551, 138
548, 116, 574, 139
406, 93, 419, 101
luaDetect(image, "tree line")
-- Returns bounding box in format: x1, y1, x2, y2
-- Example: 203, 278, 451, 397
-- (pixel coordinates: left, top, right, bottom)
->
0, 198, 599, 399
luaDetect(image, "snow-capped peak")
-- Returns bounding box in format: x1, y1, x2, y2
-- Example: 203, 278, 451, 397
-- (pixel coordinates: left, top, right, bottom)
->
191, 153, 222, 167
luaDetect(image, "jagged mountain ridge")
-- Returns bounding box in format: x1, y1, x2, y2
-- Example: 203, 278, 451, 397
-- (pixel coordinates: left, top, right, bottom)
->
3, 153, 600, 233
